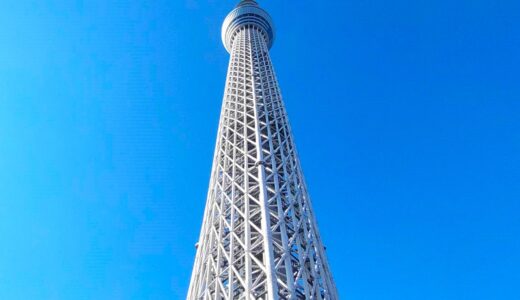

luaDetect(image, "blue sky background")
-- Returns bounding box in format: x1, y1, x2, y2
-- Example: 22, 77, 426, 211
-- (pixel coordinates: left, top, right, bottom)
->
0, 0, 519, 299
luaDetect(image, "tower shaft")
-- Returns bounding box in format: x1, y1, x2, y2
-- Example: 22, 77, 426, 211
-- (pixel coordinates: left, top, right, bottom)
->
188, 2, 337, 299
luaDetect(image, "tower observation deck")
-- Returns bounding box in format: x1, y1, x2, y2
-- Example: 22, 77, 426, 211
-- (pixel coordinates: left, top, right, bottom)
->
187, 1, 338, 298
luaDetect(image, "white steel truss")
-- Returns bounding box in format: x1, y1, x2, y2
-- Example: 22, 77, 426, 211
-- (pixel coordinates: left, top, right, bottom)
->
188, 1, 338, 299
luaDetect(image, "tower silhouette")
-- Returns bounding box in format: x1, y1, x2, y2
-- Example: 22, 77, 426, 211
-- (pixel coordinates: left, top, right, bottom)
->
188, 1, 338, 298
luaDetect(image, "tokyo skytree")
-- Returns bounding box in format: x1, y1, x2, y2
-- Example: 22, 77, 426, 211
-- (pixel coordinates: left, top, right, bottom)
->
187, 1, 338, 299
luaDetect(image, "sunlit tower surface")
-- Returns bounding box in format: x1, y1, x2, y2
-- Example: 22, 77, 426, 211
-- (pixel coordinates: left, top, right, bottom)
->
187, 1, 338, 299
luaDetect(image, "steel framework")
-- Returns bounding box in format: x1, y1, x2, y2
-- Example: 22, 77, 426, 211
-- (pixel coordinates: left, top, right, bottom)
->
187, 1, 338, 299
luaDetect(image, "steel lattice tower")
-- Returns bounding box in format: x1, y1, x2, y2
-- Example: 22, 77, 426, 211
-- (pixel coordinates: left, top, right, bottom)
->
188, 1, 338, 299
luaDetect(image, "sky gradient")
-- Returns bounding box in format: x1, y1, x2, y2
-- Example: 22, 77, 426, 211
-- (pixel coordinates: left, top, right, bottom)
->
0, 0, 519, 299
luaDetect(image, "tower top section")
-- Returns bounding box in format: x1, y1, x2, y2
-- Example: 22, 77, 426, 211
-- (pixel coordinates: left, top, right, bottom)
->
237, 0, 258, 7
221, 0, 275, 53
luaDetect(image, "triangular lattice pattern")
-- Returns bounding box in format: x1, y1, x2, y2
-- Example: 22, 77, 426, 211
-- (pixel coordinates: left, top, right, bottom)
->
187, 25, 338, 299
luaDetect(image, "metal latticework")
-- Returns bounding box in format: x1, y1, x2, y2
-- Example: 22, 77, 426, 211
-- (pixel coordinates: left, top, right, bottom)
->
188, 1, 338, 299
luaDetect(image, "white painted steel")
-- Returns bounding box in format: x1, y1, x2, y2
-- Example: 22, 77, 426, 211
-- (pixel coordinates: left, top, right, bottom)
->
188, 1, 338, 299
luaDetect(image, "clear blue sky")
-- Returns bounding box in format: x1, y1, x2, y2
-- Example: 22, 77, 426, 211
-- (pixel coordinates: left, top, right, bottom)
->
0, 0, 519, 299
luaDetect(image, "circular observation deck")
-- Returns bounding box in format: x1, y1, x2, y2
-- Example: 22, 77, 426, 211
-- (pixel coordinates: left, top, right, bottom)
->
221, 0, 275, 53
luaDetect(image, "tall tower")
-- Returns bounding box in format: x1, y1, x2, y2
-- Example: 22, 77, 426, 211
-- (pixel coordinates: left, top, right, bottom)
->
188, 1, 338, 299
